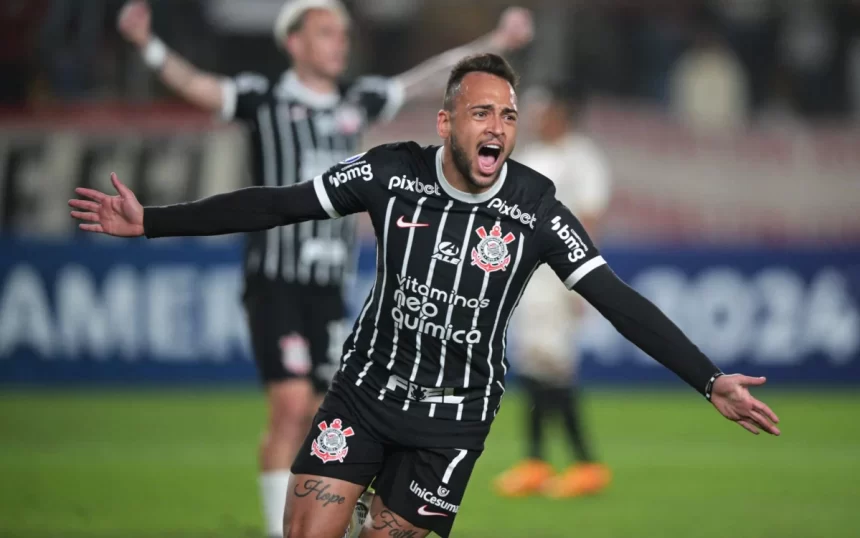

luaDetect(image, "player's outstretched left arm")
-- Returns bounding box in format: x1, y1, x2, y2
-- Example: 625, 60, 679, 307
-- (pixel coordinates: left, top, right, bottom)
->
394, 7, 534, 102
574, 267, 781, 436
536, 200, 780, 436
69, 173, 328, 238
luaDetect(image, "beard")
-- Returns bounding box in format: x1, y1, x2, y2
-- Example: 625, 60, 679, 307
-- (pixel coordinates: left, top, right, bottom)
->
449, 132, 507, 190
449, 132, 479, 188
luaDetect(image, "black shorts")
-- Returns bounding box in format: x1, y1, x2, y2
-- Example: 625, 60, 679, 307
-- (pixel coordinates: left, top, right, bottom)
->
243, 278, 349, 393
291, 375, 488, 538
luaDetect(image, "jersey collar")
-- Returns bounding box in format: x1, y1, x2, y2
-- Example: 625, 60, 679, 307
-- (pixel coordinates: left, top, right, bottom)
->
275, 70, 340, 109
435, 147, 507, 204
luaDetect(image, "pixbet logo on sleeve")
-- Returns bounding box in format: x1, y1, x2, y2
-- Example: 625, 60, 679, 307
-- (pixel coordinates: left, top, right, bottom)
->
551, 215, 588, 262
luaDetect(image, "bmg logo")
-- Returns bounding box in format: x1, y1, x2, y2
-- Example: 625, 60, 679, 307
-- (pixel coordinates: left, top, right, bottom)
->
328, 163, 373, 187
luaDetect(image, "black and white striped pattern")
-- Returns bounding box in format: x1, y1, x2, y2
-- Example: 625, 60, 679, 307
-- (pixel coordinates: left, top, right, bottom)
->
379, 196, 427, 403
312, 143, 607, 424
340, 201, 534, 422
249, 100, 353, 286
222, 69, 400, 287
356, 197, 396, 388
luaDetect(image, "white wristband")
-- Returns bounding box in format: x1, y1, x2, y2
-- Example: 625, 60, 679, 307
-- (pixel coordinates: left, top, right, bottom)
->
142, 37, 167, 70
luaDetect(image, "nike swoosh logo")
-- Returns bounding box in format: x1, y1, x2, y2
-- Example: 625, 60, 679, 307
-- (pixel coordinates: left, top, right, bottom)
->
396, 215, 429, 228
417, 505, 448, 517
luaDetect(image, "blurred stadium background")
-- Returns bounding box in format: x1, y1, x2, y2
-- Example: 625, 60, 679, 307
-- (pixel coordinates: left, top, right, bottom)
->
1, 0, 859, 537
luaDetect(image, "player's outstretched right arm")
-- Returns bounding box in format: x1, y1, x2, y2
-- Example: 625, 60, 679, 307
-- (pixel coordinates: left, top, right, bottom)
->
69, 146, 393, 238
69, 173, 329, 238
118, 1, 225, 113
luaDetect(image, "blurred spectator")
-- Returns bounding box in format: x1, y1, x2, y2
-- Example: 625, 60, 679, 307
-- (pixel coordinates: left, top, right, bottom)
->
777, 0, 840, 117
38, 0, 108, 100
523, 0, 576, 93
850, 31, 860, 120
201, 0, 288, 79
631, 4, 698, 106
757, 66, 803, 130
3, 0, 857, 127
835, 0, 860, 121
669, 26, 749, 132
710, 0, 777, 110
354, 0, 424, 74
0, 0, 49, 105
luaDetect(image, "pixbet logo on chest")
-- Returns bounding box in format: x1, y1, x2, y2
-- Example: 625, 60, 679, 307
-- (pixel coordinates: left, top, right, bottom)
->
487, 198, 536, 229
389, 175, 441, 196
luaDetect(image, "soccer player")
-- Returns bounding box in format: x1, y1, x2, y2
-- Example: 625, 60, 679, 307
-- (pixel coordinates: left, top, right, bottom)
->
70, 53, 781, 538
116, 2, 532, 536
495, 84, 613, 498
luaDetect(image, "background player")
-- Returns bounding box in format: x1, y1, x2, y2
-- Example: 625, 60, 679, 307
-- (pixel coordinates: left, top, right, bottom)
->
117, 2, 533, 536
70, 53, 781, 538
496, 84, 613, 498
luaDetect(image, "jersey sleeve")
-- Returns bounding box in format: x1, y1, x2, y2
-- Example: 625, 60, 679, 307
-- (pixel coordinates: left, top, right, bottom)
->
535, 197, 608, 289
312, 146, 394, 218
219, 72, 270, 122
345, 75, 405, 125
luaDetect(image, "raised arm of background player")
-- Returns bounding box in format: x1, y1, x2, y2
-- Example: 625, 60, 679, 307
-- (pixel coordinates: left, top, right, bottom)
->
116, 0, 534, 114
70, 164, 781, 438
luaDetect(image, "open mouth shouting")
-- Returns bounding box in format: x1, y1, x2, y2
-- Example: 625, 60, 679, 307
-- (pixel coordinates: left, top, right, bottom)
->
477, 141, 503, 176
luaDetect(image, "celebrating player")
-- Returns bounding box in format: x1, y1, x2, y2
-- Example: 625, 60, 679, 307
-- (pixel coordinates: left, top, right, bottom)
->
117, 2, 532, 536
495, 85, 613, 498
70, 53, 780, 538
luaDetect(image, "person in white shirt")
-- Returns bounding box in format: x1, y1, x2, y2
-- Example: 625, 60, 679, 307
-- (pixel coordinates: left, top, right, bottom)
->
495, 84, 612, 498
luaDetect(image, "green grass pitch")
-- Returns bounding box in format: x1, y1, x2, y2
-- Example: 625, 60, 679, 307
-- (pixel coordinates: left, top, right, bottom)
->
1, 388, 858, 538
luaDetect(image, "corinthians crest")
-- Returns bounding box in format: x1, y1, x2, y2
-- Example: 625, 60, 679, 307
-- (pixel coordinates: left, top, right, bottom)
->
471, 225, 516, 273
311, 419, 354, 463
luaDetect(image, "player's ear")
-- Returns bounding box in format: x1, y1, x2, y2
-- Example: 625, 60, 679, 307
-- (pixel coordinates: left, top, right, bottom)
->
285, 34, 302, 58
437, 109, 451, 139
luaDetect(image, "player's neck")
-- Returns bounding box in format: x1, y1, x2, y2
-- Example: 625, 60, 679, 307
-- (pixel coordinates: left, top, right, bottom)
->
292, 65, 338, 95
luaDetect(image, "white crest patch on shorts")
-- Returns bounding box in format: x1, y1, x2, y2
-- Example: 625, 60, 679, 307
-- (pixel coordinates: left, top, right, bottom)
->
280, 333, 311, 375
311, 419, 355, 463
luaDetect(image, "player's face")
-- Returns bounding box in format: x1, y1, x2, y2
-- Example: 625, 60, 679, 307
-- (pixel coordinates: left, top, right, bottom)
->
287, 9, 349, 79
439, 72, 519, 190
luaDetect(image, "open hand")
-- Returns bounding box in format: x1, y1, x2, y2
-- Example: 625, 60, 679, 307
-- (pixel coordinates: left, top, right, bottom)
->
710, 374, 781, 436
117, 0, 152, 47
492, 7, 534, 52
69, 173, 145, 237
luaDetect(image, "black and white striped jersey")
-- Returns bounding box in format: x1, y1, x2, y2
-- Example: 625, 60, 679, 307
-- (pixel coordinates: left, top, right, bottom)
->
312, 142, 607, 423
220, 69, 403, 287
